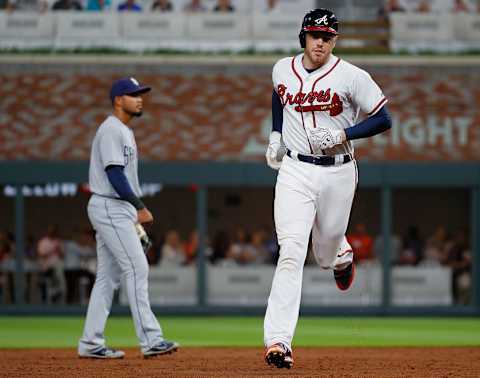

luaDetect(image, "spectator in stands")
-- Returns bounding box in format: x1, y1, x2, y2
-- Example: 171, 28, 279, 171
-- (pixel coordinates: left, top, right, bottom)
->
237, 229, 270, 265
373, 233, 402, 264
263, 0, 279, 12
38, 0, 49, 12
416, 0, 431, 12
117, 0, 141, 12
160, 230, 185, 266
452, 0, 470, 12
378, 0, 405, 21
423, 226, 450, 266
183, 0, 206, 12
225, 226, 249, 265
0, 0, 15, 11
213, 0, 234, 12
210, 230, 231, 264
183, 230, 198, 265
398, 225, 423, 265
52, 0, 82, 10
37, 225, 65, 303
151, 0, 172, 11
63, 228, 96, 304
347, 223, 374, 264
86, 0, 111, 11
5, 0, 43, 12
0, 231, 12, 264
263, 226, 279, 264
444, 229, 472, 305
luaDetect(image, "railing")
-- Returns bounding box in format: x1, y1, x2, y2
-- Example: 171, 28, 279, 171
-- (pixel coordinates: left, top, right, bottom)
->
0, 11, 389, 52
117, 265, 453, 307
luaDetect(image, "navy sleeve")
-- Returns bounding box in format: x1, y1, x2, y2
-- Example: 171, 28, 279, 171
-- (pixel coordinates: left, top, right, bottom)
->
345, 106, 392, 141
272, 89, 283, 133
105, 165, 145, 210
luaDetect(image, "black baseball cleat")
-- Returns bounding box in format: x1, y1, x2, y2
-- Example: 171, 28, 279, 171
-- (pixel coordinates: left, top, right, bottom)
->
79, 347, 125, 359
334, 262, 355, 291
265, 343, 294, 369
143, 340, 179, 358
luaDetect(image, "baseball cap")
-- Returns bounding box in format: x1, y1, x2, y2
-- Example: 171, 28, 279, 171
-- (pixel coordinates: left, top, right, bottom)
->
110, 77, 151, 103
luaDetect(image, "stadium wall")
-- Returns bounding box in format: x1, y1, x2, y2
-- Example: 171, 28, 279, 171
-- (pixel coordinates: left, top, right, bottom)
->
1, 56, 479, 315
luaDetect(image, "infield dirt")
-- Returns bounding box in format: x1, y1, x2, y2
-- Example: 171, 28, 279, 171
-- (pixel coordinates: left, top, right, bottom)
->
1, 347, 479, 377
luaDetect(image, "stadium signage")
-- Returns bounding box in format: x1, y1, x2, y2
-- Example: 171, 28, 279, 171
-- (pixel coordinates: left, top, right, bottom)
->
3, 183, 163, 198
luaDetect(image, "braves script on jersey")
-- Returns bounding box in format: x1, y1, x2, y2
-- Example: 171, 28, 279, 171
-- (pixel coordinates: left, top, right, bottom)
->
273, 53, 387, 155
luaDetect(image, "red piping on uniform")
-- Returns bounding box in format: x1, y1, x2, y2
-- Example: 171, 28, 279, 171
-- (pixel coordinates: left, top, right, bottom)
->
368, 97, 388, 116
291, 56, 314, 154
311, 57, 341, 129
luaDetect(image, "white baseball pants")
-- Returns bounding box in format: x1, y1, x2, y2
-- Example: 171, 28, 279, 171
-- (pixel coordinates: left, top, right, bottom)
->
78, 195, 163, 354
264, 156, 356, 349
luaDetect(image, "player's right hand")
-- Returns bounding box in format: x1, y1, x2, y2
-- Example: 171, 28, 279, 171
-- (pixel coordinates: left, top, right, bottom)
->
265, 131, 283, 170
137, 207, 154, 224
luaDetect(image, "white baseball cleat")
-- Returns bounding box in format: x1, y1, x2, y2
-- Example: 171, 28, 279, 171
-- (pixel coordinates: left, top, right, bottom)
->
143, 340, 179, 358
79, 347, 125, 359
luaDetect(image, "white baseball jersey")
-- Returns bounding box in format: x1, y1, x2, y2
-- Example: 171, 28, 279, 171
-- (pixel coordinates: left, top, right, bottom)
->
272, 53, 387, 156
89, 115, 142, 198
264, 52, 388, 352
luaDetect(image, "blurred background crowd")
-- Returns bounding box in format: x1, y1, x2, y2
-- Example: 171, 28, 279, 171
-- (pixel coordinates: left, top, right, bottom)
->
1, 0, 478, 313
0, 221, 472, 305
1, 0, 480, 16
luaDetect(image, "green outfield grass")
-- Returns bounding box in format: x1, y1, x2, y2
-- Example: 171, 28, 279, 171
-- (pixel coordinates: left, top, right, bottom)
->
0, 317, 479, 349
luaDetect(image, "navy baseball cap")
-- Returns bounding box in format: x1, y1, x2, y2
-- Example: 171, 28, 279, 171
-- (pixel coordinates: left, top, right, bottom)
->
110, 77, 151, 103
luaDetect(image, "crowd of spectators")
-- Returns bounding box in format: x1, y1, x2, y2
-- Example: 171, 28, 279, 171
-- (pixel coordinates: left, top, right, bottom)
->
0, 222, 473, 305
378, 0, 480, 20
0, 225, 96, 305
0, 0, 243, 13
2, 0, 480, 14
344, 223, 472, 305
145, 226, 279, 267
0, 223, 280, 305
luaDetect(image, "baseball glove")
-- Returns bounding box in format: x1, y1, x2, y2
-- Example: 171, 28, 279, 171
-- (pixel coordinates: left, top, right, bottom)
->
135, 223, 152, 253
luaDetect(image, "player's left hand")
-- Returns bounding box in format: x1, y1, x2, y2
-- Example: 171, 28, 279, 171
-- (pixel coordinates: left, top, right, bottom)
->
265, 131, 284, 170
310, 128, 345, 150
138, 207, 154, 224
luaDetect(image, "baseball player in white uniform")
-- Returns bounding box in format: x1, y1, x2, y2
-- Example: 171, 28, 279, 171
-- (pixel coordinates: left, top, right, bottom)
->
78, 77, 178, 359
264, 9, 392, 369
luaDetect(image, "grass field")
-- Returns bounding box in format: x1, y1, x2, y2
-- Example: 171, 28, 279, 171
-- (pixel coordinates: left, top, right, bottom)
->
0, 316, 479, 349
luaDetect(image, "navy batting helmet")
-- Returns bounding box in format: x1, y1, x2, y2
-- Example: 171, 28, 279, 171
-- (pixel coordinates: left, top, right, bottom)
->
299, 8, 339, 48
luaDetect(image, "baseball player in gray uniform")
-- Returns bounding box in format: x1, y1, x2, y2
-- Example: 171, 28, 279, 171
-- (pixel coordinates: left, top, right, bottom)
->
78, 77, 178, 359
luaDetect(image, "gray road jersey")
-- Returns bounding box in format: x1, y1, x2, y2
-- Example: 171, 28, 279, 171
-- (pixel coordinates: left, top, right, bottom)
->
88, 115, 142, 198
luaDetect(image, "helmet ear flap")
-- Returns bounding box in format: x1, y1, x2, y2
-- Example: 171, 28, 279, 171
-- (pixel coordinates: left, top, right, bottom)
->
299, 31, 306, 48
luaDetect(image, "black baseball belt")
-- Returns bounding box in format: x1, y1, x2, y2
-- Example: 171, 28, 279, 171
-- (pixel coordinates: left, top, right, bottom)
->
286, 148, 352, 166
